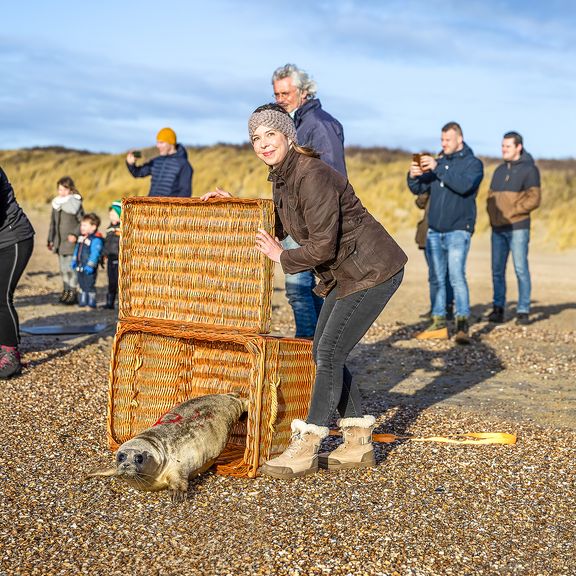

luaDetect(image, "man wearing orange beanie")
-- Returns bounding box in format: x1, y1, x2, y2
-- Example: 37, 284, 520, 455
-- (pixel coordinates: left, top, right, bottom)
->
126, 127, 193, 197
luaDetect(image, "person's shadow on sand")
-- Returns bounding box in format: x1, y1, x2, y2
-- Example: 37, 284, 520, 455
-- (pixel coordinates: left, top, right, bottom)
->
335, 299, 575, 463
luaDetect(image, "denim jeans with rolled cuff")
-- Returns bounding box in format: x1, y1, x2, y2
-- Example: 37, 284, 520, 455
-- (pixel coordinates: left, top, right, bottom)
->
491, 228, 531, 314
427, 229, 471, 319
282, 235, 323, 338
306, 268, 404, 427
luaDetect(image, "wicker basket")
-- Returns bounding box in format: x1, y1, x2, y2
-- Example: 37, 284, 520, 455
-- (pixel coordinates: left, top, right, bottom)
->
107, 319, 315, 478
118, 197, 275, 333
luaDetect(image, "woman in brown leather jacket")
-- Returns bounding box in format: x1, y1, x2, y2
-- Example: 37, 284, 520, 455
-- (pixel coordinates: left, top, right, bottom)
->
202, 103, 407, 479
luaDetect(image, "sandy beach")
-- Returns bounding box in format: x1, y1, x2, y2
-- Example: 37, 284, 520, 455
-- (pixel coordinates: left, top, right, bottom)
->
1, 209, 574, 575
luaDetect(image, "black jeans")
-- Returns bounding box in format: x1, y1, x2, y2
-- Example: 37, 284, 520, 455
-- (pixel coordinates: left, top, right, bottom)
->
307, 268, 404, 427
0, 238, 34, 346
107, 257, 119, 296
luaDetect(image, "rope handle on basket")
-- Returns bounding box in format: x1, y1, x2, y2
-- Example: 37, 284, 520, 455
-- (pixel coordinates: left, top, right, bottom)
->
330, 430, 517, 445
268, 378, 280, 432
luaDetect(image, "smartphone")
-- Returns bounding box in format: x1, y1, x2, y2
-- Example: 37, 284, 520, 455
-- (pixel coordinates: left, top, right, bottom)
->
133, 150, 142, 158
412, 153, 421, 166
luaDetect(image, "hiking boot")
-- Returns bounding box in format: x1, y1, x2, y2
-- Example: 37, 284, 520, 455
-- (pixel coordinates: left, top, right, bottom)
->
516, 313, 530, 326
319, 415, 376, 470
454, 316, 471, 345
58, 290, 68, 303
101, 292, 116, 309
487, 306, 504, 323
61, 290, 76, 305
260, 419, 329, 479
416, 316, 448, 340
0, 346, 22, 379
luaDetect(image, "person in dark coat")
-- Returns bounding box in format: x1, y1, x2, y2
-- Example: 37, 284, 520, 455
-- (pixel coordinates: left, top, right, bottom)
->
102, 201, 122, 310
202, 103, 407, 479
271, 63, 347, 339
0, 166, 34, 378
126, 127, 193, 197
408, 122, 484, 344
486, 131, 541, 325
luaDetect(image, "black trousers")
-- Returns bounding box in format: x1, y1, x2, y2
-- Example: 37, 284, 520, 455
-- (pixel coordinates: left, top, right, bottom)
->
0, 238, 34, 346
107, 257, 119, 296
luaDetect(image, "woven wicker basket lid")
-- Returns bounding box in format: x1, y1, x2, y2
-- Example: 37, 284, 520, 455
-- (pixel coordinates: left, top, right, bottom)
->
118, 197, 275, 333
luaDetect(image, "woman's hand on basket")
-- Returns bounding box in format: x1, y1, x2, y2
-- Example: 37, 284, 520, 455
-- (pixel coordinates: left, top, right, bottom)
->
200, 187, 232, 201
255, 229, 283, 263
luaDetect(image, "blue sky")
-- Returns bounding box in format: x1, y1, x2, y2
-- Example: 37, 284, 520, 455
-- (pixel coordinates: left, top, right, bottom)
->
2, 0, 575, 158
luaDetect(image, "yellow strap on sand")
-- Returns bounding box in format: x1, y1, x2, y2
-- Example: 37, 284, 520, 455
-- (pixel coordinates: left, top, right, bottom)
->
330, 430, 517, 445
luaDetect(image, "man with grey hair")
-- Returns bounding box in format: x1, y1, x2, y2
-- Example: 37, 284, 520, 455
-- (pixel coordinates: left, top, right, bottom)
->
271, 63, 347, 338
272, 63, 346, 175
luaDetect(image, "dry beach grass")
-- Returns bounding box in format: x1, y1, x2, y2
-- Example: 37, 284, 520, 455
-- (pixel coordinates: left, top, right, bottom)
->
0, 212, 575, 575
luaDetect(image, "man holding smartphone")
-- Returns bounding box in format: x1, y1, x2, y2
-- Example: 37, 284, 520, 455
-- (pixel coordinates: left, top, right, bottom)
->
126, 127, 193, 197
407, 122, 484, 344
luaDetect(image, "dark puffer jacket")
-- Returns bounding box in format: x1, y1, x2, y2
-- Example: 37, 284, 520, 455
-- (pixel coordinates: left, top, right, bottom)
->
127, 144, 193, 197
271, 148, 407, 299
0, 166, 35, 250
294, 99, 347, 177
407, 143, 484, 234
487, 151, 541, 230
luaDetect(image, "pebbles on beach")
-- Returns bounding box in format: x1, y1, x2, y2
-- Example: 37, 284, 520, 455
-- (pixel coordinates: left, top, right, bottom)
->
2, 234, 575, 575
1, 312, 575, 576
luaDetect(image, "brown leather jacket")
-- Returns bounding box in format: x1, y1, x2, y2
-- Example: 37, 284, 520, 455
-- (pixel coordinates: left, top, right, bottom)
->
270, 148, 407, 299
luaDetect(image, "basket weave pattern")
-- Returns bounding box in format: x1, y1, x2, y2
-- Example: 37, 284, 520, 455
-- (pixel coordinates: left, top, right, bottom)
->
107, 319, 315, 477
118, 197, 275, 333
108, 197, 315, 478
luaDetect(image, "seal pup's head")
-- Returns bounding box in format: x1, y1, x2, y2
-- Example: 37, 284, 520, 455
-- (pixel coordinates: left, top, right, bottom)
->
87, 437, 166, 491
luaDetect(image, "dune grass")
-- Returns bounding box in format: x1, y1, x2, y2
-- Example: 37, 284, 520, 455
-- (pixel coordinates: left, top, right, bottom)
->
1, 145, 574, 249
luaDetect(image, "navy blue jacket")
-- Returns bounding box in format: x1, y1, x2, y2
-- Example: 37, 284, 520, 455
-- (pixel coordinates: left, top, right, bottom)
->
294, 99, 347, 177
127, 144, 193, 197
407, 143, 483, 234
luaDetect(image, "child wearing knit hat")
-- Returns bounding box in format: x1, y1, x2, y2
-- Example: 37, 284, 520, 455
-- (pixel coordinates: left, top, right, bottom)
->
102, 201, 122, 309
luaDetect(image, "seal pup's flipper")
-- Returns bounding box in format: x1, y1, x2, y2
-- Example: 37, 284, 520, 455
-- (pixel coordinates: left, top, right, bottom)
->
85, 467, 117, 479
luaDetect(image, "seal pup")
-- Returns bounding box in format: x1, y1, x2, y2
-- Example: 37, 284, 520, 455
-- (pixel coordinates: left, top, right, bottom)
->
87, 393, 248, 502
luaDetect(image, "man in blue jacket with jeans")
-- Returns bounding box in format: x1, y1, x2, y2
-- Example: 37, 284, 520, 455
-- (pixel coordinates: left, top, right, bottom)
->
408, 122, 484, 344
272, 63, 347, 338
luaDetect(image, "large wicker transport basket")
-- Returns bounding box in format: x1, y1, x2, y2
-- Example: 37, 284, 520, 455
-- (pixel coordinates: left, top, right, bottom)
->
118, 197, 275, 333
107, 319, 315, 478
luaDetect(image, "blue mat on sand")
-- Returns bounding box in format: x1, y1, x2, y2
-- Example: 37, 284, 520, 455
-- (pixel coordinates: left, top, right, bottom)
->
21, 323, 110, 335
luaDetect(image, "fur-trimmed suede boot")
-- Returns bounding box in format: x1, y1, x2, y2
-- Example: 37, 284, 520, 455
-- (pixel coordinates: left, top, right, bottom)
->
260, 419, 329, 479
319, 415, 376, 470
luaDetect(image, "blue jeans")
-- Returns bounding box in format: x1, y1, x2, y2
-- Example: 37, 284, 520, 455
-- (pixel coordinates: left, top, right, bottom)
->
424, 247, 454, 311
491, 228, 531, 314
282, 236, 323, 338
427, 229, 471, 318
307, 269, 404, 426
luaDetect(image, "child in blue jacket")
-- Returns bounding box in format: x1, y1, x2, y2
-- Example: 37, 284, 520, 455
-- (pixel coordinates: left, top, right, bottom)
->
71, 213, 104, 308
